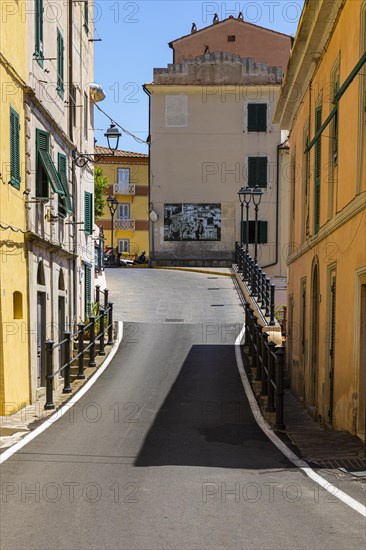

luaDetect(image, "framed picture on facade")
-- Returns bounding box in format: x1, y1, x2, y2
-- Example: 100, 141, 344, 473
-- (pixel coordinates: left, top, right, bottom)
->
164, 204, 221, 241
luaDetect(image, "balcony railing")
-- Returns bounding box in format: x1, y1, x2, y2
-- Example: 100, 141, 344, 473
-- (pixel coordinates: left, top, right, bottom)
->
114, 219, 135, 230
113, 184, 136, 195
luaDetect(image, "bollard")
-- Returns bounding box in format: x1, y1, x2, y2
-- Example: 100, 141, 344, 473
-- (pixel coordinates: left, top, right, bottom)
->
107, 302, 114, 345
266, 341, 276, 412
89, 316, 96, 367
44, 340, 55, 410
274, 346, 286, 430
99, 306, 106, 356
77, 323, 85, 380
265, 278, 271, 317
270, 284, 276, 325
104, 288, 109, 311
63, 331, 72, 393
261, 332, 269, 396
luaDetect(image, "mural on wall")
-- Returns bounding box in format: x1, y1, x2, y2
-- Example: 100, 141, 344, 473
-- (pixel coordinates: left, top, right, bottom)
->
164, 204, 221, 241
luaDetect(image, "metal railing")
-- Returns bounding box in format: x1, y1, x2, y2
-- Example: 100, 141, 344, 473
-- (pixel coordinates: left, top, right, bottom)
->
44, 289, 114, 410
244, 301, 285, 430
235, 241, 276, 325
113, 184, 136, 195
114, 219, 135, 230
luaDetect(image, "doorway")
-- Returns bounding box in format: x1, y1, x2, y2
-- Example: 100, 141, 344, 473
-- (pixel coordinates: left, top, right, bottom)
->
37, 292, 46, 387
310, 262, 319, 409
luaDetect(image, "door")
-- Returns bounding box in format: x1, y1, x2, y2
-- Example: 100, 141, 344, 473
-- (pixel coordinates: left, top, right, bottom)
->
327, 274, 336, 425
37, 292, 46, 387
310, 264, 319, 409
359, 284, 366, 440
58, 296, 65, 377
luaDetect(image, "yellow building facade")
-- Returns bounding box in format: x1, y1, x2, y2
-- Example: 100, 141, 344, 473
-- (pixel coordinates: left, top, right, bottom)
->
0, 5, 30, 413
95, 147, 149, 258
274, 0, 366, 438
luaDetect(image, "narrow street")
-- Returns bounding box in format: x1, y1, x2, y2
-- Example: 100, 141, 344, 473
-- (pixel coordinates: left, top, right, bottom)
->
1, 270, 365, 550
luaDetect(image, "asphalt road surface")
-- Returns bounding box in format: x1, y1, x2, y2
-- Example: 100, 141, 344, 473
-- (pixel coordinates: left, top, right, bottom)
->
1, 270, 365, 549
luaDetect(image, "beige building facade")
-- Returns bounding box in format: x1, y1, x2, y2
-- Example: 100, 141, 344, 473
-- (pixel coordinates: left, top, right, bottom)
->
145, 17, 291, 292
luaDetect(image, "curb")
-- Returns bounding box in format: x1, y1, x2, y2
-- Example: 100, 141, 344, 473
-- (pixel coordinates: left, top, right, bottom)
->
154, 266, 235, 277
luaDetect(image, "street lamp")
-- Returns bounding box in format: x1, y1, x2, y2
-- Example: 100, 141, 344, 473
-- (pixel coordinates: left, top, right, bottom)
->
238, 186, 252, 252
104, 123, 122, 151
106, 195, 118, 264
252, 185, 263, 264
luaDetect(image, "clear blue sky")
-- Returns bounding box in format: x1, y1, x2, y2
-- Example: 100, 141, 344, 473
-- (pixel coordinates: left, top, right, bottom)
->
93, 0, 304, 153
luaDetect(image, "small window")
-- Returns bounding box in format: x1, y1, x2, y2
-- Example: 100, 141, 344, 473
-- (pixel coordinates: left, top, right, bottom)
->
247, 103, 267, 132
241, 221, 268, 243
70, 85, 77, 127
10, 108, 20, 189
57, 30, 64, 98
13, 292, 23, 319
248, 157, 268, 188
228, 35, 236, 42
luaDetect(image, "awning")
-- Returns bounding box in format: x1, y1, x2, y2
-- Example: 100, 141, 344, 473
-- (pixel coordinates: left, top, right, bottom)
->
38, 150, 65, 196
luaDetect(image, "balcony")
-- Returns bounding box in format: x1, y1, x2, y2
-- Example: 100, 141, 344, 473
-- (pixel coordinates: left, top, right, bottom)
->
114, 219, 135, 230
113, 184, 136, 195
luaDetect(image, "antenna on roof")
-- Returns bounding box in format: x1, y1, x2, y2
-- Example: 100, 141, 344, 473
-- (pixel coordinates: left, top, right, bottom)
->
238, 11, 244, 20
191, 22, 197, 33
213, 13, 219, 23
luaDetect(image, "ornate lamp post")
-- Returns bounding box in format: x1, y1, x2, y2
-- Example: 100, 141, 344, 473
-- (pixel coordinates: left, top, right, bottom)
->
72, 123, 122, 168
238, 186, 253, 252
252, 185, 263, 264
104, 124, 122, 151
106, 196, 118, 264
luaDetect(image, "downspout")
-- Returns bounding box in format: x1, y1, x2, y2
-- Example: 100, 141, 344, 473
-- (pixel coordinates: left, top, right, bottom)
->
143, 84, 153, 267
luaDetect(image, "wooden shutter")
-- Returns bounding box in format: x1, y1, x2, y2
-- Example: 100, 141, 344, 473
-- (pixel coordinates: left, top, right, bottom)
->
247, 104, 257, 132
248, 104, 267, 132
10, 108, 20, 189
36, 129, 49, 197
258, 221, 268, 243
58, 154, 72, 215
57, 31, 64, 97
84, 0, 89, 33
84, 192, 93, 235
314, 106, 322, 233
84, 265, 91, 317
248, 157, 267, 187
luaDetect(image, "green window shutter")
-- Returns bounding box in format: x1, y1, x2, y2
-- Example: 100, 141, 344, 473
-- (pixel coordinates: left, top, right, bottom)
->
314, 106, 322, 234
248, 157, 267, 187
36, 129, 49, 197
241, 221, 267, 243
247, 104, 267, 132
10, 108, 20, 189
258, 221, 268, 244
57, 30, 64, 98
84, 265, 92, 317
35, 0, 44, 65
84, 191, 93, 235
57, 154, 73, 216
84, 1, 89, 33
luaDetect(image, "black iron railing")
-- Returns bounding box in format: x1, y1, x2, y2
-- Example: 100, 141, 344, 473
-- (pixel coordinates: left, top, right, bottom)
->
244, 300, 285, 430
44, 290, 114, 410
235, 242, 276, 325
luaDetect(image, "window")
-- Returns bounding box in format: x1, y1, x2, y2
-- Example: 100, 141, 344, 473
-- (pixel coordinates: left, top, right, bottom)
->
166, 95, 188, 127
84, 264, 91, 317
118, 168, 130, 184
228, 35, 236, 42
35, 0, 44, 65
118, 239, 130, 254
36, 129, 64, 198
84, 191, 93, 235
332, 75, 339, 165
84, 0, 89, 34
247, 103, 267, 132
248, 157, 267, 187
13, 292, 23, 320
241, 221, 268, 243
57, 153, 72, 217
302, 123, 310, 242
118, 203, 130, 220
10, 108, 20, 189
70, 85, 77, 127
84, 93, 88, 139
57, 30, 64, 98
314, 105, 322, 234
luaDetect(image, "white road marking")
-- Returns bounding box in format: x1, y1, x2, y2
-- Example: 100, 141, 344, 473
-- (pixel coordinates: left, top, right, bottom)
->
235, 323, 366, 518
0, 322, 123, 465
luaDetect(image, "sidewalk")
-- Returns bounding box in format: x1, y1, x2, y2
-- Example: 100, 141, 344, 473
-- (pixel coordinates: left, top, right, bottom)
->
0, 339, 115, 452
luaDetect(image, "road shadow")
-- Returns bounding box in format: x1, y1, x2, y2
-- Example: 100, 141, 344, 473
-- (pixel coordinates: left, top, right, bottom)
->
135, 344, 291, 469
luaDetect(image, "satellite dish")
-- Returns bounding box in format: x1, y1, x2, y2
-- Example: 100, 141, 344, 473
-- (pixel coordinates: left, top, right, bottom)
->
149, 210, 158, 222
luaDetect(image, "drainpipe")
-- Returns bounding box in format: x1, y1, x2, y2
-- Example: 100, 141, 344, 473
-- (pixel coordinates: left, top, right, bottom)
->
143, 84, 153, 267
